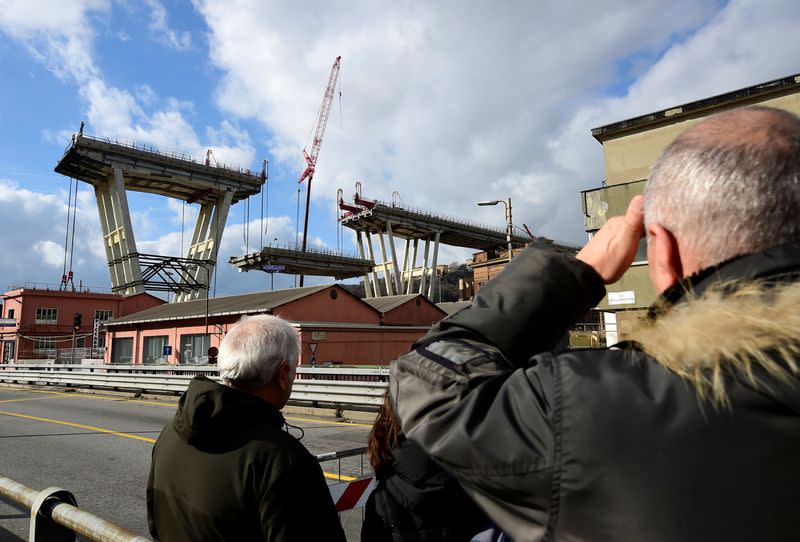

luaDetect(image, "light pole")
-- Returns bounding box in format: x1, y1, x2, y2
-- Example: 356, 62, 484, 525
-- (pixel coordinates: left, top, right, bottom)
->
477, 198, 513, 261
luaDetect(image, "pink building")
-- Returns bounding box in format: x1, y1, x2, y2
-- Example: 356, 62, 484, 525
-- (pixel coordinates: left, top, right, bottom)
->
105, 285, 445, 366
0, 286, 165, 363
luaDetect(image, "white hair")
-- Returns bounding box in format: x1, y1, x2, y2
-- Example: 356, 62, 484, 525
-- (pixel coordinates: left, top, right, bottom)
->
218, 315, 300, 386
644, 106, 800, 269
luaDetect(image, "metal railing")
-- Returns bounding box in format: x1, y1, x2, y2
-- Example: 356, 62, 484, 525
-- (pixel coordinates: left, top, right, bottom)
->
0, 447, 374, 540
0, 364, 389, 410
0, 476, 150, 541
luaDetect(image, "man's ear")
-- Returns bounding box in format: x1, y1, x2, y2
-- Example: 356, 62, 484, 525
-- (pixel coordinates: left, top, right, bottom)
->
277, 362, 292, 390
646, 223, 683, 295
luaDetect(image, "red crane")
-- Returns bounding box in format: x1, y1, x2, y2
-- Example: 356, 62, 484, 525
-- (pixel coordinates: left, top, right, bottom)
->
298, 55, 341, 286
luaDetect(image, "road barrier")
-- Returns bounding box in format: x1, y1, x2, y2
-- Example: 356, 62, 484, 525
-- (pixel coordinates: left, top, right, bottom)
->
0, 476, 150, 541
0, 446, 374, 540
0, 364, 389, 410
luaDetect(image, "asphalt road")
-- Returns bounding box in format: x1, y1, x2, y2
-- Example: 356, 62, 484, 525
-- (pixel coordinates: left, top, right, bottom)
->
0, 385, 373, 541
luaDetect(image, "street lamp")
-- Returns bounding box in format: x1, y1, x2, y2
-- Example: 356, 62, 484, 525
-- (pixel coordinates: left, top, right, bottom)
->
477, 198, 513, 261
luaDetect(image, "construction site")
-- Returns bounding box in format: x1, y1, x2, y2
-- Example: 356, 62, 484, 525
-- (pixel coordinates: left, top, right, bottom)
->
0, 55, 581, 365
9, 62, 795, 366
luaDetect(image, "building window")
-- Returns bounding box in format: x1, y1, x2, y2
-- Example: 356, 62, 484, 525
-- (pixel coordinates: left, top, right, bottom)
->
179, 334, 210, 365
111, 337, 133, 364
142, 336, 169, 365
35, 308, 58, 324
95, 310, 113, 322
7, 308, 14, 319
2, 340, 15, 363
33, 337, 56, 350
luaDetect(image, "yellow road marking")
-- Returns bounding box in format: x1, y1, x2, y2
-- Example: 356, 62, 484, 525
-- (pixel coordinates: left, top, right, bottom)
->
285, 415, 373, 428
0, 394, 80, 404
0, 408, 355, 481
5, 388, 373, 427
7, 388, 173, 407
0, 409, 156, 443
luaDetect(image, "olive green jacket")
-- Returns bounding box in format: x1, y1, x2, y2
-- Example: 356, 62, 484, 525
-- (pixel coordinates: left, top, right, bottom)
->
147, 376, 345, 541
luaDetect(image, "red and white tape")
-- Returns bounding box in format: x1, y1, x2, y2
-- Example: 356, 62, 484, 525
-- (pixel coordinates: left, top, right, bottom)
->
328, 477, 377, 511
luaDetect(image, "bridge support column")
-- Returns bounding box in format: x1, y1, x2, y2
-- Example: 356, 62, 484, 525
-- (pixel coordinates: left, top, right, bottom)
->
93, 166, 145, 295
377, 233, 394, 295
427, 231, 441, 299
418, 238, 430, 295
406, 239, 418, 294
385, 221, 403, 294
356, 231, 373, 298
364, 232, 380, 297
175, 189, 233, 302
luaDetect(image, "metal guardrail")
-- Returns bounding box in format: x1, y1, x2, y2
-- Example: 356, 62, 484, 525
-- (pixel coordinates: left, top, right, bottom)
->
0, 476, 150, 541
0, 365, 389, 409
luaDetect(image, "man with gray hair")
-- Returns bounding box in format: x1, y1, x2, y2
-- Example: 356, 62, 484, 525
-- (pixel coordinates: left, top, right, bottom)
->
392, 107, 800, 541
147, 315, 345, 541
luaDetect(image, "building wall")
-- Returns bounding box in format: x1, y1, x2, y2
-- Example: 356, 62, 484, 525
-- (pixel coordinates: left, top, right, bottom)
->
589, 83, 800, 311
104, 285, 431, 366
107, 318, 233, 364
276, 287, 380, 324
0, 288, 163, 362
602, 92, 800, 185
298, 326, 427, 366
380, 300, 445, 326
108, 319, 427, 366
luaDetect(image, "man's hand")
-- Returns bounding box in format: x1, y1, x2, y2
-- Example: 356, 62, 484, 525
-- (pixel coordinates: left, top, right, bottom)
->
576, 195, 645, 284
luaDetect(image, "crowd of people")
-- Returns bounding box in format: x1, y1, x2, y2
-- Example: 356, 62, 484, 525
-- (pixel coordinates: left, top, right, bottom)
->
146, 106, 800, 541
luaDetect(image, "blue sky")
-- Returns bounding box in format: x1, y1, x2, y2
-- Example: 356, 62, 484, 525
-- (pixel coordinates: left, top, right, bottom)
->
0, 0, 798, 297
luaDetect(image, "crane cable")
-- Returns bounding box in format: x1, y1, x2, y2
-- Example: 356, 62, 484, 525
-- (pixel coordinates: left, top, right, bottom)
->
69, 183, 78, 273
262, 160, 270, 246
61, 178, 74, 287
243, 195, 250, 252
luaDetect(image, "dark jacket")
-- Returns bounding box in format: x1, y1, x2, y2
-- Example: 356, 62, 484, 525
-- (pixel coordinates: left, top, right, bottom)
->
391, 243, 800, 542
147, 375, 345, 542
361, 435, 489, 541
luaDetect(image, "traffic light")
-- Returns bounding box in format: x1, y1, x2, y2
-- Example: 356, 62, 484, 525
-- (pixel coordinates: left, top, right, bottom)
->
73, 313, 82, 332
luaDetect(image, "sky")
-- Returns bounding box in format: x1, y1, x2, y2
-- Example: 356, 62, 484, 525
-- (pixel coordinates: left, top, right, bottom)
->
0, 0, 798, 297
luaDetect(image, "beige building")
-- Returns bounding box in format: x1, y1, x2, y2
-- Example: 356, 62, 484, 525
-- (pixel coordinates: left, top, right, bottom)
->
583, 73, 800, 341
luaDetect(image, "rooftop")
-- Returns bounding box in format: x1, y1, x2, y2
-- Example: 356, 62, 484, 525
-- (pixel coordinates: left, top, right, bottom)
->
363, 294, 424, 313
107, 285, 332, 326
592, 73, 800, 142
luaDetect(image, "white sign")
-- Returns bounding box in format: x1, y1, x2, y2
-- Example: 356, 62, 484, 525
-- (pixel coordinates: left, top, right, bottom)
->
608, 290, 636, 305
309, 343, 318, 354
92, 318, 100, 349
0, 318, 16, 327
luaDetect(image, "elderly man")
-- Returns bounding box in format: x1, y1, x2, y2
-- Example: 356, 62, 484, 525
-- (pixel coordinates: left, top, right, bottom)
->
391, 107, 800, 542
147, 315, 345, 541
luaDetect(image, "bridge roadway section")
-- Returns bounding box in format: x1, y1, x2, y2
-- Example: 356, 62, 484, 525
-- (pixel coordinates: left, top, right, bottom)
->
0, 385, 373, 541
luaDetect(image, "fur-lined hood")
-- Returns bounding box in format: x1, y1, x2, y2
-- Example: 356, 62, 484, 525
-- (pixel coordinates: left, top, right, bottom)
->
627, 279, 800, 407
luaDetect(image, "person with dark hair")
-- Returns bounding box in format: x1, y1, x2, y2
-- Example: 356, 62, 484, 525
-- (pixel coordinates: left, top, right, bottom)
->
361, 393, 490, 541
392, 107, 800, 541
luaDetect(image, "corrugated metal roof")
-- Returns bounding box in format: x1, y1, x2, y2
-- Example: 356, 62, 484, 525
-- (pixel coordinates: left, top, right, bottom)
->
436, 301, 471, 315
363, 294, 422, 313
107, 285, 330, 326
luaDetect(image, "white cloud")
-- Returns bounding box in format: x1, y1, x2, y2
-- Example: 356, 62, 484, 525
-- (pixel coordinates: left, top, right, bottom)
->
117, 31, 130, 41
194, 0, 725, 245
144, 0, 191, 50
549, 0, 800, 191
0, 0, 254, 171
0, 179, 109, 289
33, 240, 66, 267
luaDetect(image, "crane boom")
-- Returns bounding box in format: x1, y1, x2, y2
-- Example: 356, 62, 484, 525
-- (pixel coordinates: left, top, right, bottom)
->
297, 55, 341, 287
298, 55, 341, 184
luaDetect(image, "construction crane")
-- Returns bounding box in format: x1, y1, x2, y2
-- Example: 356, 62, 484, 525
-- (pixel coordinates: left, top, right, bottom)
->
298, 55, 341, 286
